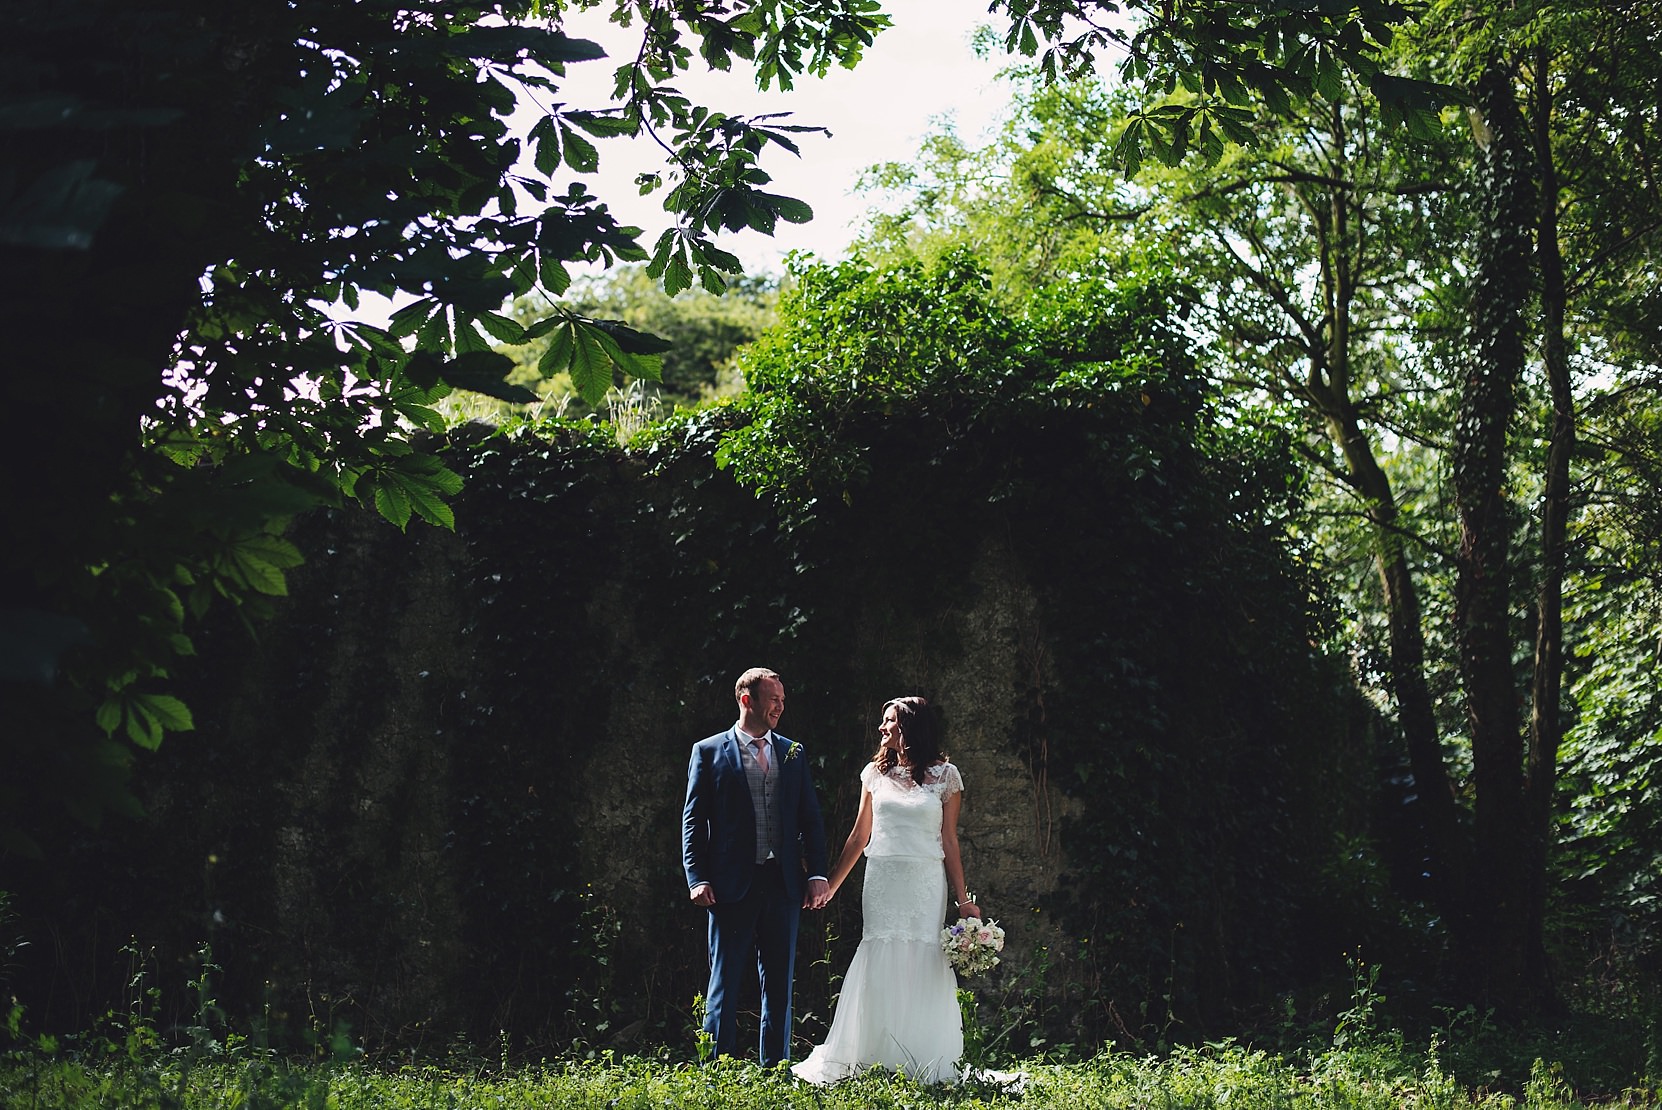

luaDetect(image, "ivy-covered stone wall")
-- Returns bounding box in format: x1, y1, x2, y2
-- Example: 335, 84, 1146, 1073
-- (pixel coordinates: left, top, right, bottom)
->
13, 407, 1373, 1056
10, 261, 1384, 1055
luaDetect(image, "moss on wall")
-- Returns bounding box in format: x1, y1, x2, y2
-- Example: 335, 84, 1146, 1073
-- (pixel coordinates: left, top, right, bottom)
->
7, 261, 1389, 1055
8, 391, 1378, 1057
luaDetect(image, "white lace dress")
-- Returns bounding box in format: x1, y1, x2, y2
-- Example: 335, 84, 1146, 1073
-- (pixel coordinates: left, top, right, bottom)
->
791, 761, 964, 1085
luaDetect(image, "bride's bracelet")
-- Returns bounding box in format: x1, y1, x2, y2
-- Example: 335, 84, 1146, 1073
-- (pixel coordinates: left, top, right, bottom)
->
955, 891, 977, 908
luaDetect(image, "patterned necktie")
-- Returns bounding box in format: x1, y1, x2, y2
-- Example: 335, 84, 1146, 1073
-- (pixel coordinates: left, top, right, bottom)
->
754, 738, 769, 773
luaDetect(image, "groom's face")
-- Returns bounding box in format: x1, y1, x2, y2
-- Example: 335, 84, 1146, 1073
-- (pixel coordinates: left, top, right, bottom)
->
746, 677, 786, 733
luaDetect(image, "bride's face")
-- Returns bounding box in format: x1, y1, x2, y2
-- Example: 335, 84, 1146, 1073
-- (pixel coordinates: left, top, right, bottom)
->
879, 705, 905, 754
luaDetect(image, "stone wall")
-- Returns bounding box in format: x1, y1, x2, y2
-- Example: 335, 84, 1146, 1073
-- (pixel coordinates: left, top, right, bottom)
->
11, 420, 1373, 1054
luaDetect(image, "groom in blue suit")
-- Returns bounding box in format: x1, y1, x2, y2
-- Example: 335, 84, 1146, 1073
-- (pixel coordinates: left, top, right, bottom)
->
684, 667, 830, 1066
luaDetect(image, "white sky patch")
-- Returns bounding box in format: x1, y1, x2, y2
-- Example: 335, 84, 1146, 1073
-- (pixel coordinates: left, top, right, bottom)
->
546, 0, 1015, 273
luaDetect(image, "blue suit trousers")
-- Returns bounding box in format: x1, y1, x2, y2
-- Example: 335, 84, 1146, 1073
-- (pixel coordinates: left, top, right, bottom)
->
704, 859, 799, 1066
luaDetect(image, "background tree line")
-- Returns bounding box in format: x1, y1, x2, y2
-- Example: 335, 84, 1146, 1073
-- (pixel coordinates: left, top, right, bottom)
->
848, 0, 1662, 1018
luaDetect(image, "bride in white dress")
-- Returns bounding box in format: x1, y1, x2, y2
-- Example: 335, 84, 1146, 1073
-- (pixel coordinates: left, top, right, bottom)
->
792, 696, 980, 1085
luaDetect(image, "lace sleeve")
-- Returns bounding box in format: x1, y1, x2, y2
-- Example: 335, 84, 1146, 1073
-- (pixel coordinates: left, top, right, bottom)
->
860, 761, 879, 790
937, 761, 963, 796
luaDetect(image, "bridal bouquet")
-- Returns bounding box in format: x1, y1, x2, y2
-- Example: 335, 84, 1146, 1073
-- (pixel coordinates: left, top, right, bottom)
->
940, 916, 1005, 976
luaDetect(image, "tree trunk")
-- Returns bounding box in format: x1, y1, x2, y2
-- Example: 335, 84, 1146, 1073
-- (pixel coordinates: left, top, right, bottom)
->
1331, 418, 1468, 911
1303, 100, 1466, 920
1453, 58, 1547, 1014
1525, 39, 1573, 1013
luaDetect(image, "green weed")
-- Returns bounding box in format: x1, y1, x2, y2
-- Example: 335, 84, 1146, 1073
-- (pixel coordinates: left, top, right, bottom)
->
4, 1043, 1655, 1108
3, 952, 1656, 1108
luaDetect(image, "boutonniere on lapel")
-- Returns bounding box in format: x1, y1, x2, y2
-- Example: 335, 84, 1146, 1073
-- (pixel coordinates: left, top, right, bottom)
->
780, 740, 801, 763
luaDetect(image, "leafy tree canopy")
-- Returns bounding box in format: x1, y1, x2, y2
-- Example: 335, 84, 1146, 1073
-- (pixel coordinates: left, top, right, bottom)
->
848, 0, 1662, 1013
988, 0, 1449, 172
0, 0, 884, 851
1, 0, 1440, 852
458, 266, 779, 428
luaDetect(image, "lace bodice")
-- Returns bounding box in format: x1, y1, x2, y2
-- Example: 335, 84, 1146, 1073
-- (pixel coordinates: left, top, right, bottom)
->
861, 761, 963, 860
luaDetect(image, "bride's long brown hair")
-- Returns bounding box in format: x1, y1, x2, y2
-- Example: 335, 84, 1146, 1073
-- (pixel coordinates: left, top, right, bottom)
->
872, 696, 946, 785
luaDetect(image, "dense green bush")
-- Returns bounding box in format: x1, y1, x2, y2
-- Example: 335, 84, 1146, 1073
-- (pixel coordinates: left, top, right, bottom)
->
711, 255, 1379, 1039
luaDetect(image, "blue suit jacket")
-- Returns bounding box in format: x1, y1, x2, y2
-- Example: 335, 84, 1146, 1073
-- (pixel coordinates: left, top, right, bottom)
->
683, 728, 829, 903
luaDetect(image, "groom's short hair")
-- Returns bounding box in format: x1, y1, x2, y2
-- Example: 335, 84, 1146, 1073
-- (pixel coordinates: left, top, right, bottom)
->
735, 667, 782, 704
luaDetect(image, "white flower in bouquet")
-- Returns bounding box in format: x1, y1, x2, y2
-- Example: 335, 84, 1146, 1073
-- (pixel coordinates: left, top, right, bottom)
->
940, 915, 1005, 976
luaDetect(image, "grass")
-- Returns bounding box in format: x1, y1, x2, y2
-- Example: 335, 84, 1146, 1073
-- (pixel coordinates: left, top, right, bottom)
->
3, 1041, 1658, 1109
3, 949, 1658, 1107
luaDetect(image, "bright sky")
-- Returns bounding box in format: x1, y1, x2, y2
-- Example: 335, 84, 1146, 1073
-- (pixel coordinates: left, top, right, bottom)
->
553, 0, 1019, 274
